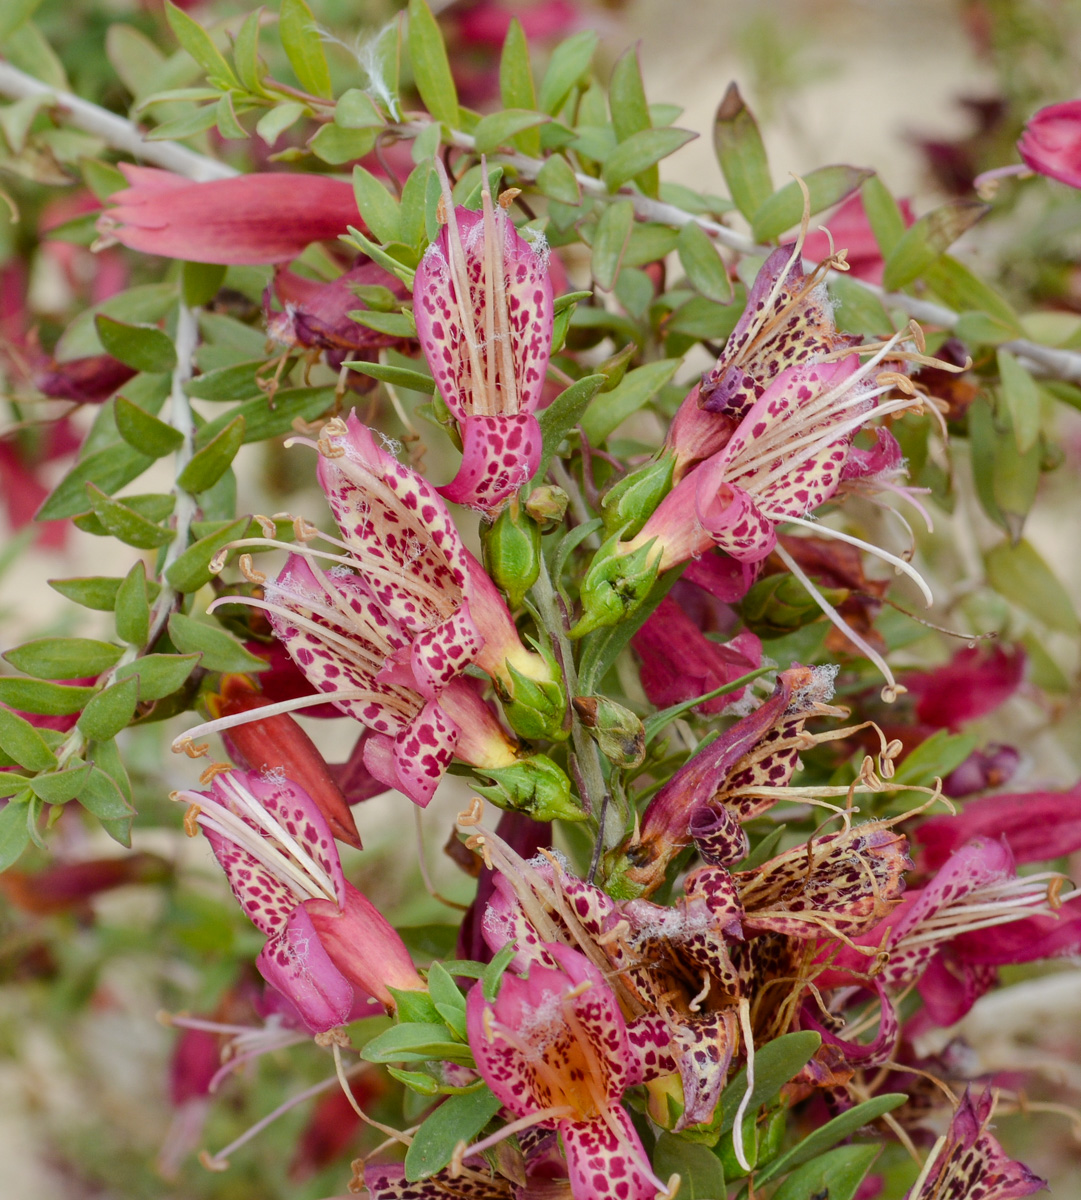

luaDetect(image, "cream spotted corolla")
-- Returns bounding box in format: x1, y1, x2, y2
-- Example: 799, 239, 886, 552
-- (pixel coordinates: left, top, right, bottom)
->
466, 942, 671, 1200
413, 160, 554, 512
174, 769, 424, 1030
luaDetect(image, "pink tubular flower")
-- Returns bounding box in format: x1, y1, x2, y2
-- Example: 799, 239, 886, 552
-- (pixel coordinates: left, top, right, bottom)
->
1017, 99, 1081, 189
904, 1090, 1045, 1200
466, 942, 670, 1200
414, 162, 554, 511
799, 192, 916, 285
98, 165, 360, 264
176, 769, 424, 1027
903, 644, 1025, 730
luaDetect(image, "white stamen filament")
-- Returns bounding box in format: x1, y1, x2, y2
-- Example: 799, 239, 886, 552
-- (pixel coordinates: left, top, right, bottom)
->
731, 998, 756, 1173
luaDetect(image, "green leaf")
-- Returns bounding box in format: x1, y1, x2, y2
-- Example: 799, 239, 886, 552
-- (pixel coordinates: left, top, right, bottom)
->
164, 1, 238, 90
91, 315, 176, 375
114, 395, 184, 457
0, 0, 42, 41
757, 1093, 906, 1184
74, 492, 175, 539
924, 254, 1021, 334
407, 0, 459, 129
349, 310, 416, 338
718, 1032, 821, 1135
602, 127, 696, 193
751, 165, 874, 243
498, 19, 540, 155
991, 410, 1041, 541
986, 539, 1080, 634
677, 221, 732, 303
537, 30, 597, 115
591, 198, 634, 291
713, 82, 772, 222
426, 962, 467, 1038
168, 613, 269, 672
2, 19, 69, 91
352, 165, 401, 245
404, 1089, 501, 1181
83, 484, 176, 549
360, 1022, 472, 1064
55, 283, 177, 362
115, 561, 151, 646
48, 575, 157, 613
0, 709, 57, 772
38, 442, 155, 521
535, 154, 580, 204
77, 767, 135, 846
881, 200, 989, 292
609, 45, 652, 140
770, 1144, 880, 1200
653, 1133, 724, 1199
0, 679, 95, 716
828, 275, 893, 338
309, 123, 377, 164
345, 361, 435, 392
77, 677, 140, 741
214, 91, 248, 140
177, 415, 245, 493
472, 109, 550, 155
534, 373, 606, 478
279, 0, 332, 99
165, 516, 250, 593
115, 654, 200, 701
194, 386, 336, 445
182, 260, 227, 308
232, 7, 265, 95
997, 348, 1042, 453
0, 797, 32, 871
336, 89, 385, 129
892, 729, 978, 789
28, 763, 94, 805
580, 359, 681, 444
186, 358, 282, 401
256, 100, 305, 145
4, 637, 122, 681
860, 173, 906, 259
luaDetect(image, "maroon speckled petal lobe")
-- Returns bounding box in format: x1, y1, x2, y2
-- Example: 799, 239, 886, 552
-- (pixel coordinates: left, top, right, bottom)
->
391, 700, 460, 807
438, 413, 541, 512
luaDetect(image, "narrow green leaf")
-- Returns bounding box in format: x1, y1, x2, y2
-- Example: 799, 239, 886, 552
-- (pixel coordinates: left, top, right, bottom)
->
881, 200, 989, 292
580, 359, 680, 444
499, 19, 540, 155
2, 19, 69, 91
828, 275, 893, 338
472, 109, 550, 155
193, 386, 336, 445
74, 492, 175, 539
0, 797, 32, 871
309, 123, 377, 164
770, 1144, 880, 1200
94, 315, 177, 374
591, 198, 634, 291
0, 709, 57, 772
718, 1031, 821, 1135
77, 767, 135, 846
182, 260, 227, 308
49, 575, 159, 613
115, 561, 151, 646
214, 91, 248, 140
991, 408, 1041, 540
115, 654, 200, 701
256, 100, 305, 145
751, 165, 874, 243
535, 154, 580, 204
38, 442, 154, 521
29, 763, 94, 805
4, 637, 122, 681
186, 358, 285, 401
349, 310, 416, 338
232, 7, 265, 95
997, 348, 1043, 453
601, 127, 696, 193
0, 0, 42, 41
148, 103, 223, 142
0, 680, 96, 715
653, 1133, 724, 1199
609, 44, 652, 140
352, 165, 401, 245
84, 484, 176, 549
345, 361, 435, 392
400, 161, 433, 248
165, 516, 250, 593
55, 283, 177, 362
168, 613, 269, 672
360, 1022, 471, 1064
164, 1, 238, 89
81, 158, 127, 203
77, 677, 140, 741
860, 173, 906, 259
407, 0, 459, 128
426, 962, 467, 1037
986, 539, 1080, 634
534, 373, 606, 478
677, 220, 732, 303
924, 254, 1022, 333
713, 82, 772, 222
177, 415, 245, 493
404, 1089, 501, 1181
279, 0, 332, 99
336, 88, 385, 129
114, 395, 184, 457
537, 30, 597, 115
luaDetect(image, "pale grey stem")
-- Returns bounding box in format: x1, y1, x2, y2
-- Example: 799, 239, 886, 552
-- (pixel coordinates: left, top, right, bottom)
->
0, 60, 236, 181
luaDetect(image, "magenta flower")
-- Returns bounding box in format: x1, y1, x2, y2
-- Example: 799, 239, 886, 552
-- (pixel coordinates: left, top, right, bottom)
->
414, 163, 554, 511
903, 644, 1025, 730
175, 769, 424, 1027
904, 1090, 1045, 1200
98, 166, 360, 264
1017, 99, 1081, 189
466, 942, 669, 1200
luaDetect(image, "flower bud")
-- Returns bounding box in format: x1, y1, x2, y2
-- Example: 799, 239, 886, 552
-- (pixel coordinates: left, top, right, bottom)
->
740, 571, 848, 638
494, 656, 568, 742
601, 455, 675, 539
482, 502, 542, 609
473, 754, 584, 822
524, 485, 569, 529
573, 695, 645, 767
571, 532, 662, 638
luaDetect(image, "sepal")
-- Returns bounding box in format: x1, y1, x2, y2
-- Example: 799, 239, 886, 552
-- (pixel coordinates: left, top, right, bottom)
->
472, 754, 584, 822
571, 532, 662, 637
740, 570, 848, 637
494, 652, 567, 742
601, 454, 675, 538
573, 695, 645, 767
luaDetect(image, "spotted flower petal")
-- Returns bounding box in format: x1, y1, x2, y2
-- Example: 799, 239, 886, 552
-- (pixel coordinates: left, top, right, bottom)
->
439, 413, 542, 510
256, 904, 355, 1031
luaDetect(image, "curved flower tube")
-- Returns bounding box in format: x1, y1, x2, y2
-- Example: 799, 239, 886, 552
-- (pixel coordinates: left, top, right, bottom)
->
414, 160, 554, 511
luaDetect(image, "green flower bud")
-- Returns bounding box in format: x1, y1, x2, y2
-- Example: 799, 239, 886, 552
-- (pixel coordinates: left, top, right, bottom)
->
494, 654, 568, 742
473, 754, 584, 823
740, 571, 848, 638
570, 532, 662, 638
524, 485, 569, 530
482, 503, 542, 609
573, 695, 645, 767
601, 454, 675, 538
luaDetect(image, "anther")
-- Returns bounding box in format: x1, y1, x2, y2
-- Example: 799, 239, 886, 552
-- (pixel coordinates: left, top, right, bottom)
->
498, 188, 521, 209
209, 549, 229, 575
239, 554, 266, 584
183, 805, 203, 837
254, 514, 278, 538
199, 762, 233, 785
